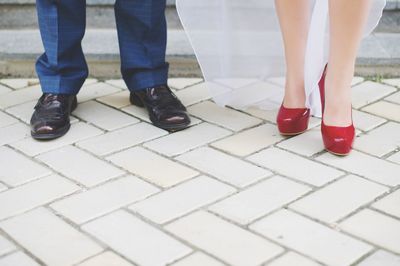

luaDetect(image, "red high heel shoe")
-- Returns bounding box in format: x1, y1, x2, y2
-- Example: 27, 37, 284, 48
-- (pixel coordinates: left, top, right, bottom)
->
319, 68, 355, 156
276, 104, 310, 136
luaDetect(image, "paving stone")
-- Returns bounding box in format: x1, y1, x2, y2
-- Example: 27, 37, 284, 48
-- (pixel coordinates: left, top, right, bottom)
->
277, 127, 324, 157
362, 101, 400, 122
209, 176, 311, 225
351, 77, 365, 86
82, 210, 191, 266
10, 122, 103, 156
353, 110, 387, 132
340, 209, 400, 254
0, 235, 16, 257
387, 151, 400, 164
357, 250, 400, 266
73, 101, 139, 131
0, 85, 42, 109
0, 208, 103, 266
243, 107, 279, 124
211, 124, 284, 157
372, 189, 400, 219
188, 101, 262, 131
166, 211, 284, 266
83, 79, 99, 87
168, 78, 203, 90
1, 77, 400, 266
96, 90, 131, 109
130, 176, 235, 224
37, 145, 124, 187
144, 123, 231, 157
121, 104, 152, 122
77, 251, 133, 266
316, 151, 400, 187
0, 146, 51, 187
213, 81, 283, 109
355, 122, 400, 157
385, 91, 400, 104
266, 252, 322, 266
0, 251, 40, 266
0, 111, 17, 128
176, 147, 271, 188
382, 78, 400, 88
352, 81, 396, 109
77, 122, 167, 156
5, 100, 79, 124
171, 252, 224, 266
105, 79, 128, 90
0, 123, 30, 146
175, 82, 211, 106
289, 175, 388, 223
78, 82, 121, 103
0, 84, 11, 95
265, 77, 286, 87
248, 147, 344, 187
107, 146, 198, 188
0, 79, 39, 90
0, 175, 79, 220
250, 209, 372, 266
0, 184, 7, 192
51, 176, 158, 224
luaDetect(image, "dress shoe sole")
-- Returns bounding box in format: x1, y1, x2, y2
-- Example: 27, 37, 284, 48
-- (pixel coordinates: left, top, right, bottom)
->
151, 119, 191, 132
279, 128, 308, 136
325, 149, 351, 157
31, 124, 71, 140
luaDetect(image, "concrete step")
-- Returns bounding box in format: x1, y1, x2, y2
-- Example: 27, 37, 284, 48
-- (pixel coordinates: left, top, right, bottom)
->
0, 0, 181, 29
0, 1, 399, 32
0, 29, 198, 78
1, 0, 399, 78
1, 29, 399, 79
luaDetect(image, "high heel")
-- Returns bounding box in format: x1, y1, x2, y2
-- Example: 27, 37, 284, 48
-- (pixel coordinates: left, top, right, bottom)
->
319, 67, 355, 156
276, 104, 310, 136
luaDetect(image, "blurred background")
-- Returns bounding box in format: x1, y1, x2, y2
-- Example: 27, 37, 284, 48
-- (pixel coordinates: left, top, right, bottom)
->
0, 0, 399, 78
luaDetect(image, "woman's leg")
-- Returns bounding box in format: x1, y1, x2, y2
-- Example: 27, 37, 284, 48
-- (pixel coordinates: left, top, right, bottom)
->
275, 0, 310, 108
325, 0, 371, 126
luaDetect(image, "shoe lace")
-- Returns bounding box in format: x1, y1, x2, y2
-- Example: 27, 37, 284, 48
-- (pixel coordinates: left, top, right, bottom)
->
151, 87, 183, 110
35, 94, 68, 120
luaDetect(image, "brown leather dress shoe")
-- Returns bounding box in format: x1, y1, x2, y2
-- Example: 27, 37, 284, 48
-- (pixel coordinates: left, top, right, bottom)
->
30, 93, 77, 140
130, 85, 190, 132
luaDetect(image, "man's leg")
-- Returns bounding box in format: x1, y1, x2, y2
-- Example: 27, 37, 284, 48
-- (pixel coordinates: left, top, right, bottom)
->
114, 0, 169, 91
31, 0, 87, 140
36, 0, 88, 94
114, 0, 190, 132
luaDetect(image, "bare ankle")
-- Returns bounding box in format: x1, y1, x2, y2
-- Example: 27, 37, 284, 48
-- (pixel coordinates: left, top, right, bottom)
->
323, 102, 353, 127
283, 83, 306, 108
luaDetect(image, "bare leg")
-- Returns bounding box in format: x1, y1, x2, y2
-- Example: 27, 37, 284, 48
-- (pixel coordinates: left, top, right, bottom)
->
324, 0, 371, 126
275, 0, 310, 108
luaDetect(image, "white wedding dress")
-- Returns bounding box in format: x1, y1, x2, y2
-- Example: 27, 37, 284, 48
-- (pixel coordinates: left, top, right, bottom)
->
176, 0, 386, 117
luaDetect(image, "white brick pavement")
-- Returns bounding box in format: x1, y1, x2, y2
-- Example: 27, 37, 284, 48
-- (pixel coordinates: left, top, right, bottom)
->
0, 77, 399, 266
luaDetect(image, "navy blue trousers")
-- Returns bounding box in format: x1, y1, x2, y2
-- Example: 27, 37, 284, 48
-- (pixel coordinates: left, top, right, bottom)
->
35, 0, 169, 94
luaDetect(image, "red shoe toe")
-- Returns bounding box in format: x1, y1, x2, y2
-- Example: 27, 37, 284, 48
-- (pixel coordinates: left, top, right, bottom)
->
321, 121, 355, 156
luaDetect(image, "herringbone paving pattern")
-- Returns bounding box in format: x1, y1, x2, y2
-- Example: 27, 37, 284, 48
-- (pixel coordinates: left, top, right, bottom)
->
0, 77, 399, 266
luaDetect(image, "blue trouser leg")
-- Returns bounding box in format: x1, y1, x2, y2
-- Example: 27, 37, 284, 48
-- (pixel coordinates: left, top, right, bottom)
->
35, 0, 88, 95
114, 0, 169, 91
